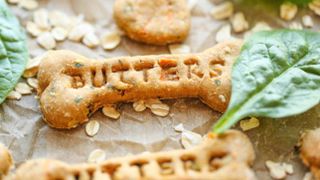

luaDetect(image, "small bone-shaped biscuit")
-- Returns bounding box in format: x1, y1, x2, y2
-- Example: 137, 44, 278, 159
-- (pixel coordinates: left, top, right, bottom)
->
37, 40, 242, 129
300, 128, 320, 179
12, 130, 256, 180
0, 143, 13, 177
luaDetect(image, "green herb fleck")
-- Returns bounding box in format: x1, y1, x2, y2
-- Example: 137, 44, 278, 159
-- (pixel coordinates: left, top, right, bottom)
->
74, 96, 83, 103
214, 79, 221, 86
74, 62, 84, 68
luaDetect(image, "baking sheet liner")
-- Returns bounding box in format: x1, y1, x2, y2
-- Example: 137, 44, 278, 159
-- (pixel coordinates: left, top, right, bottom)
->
0, 0, 320, 179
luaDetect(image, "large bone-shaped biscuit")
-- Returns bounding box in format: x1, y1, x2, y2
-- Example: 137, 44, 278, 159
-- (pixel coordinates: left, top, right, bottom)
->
38, 40, 242, 129
12, 130, 256, 180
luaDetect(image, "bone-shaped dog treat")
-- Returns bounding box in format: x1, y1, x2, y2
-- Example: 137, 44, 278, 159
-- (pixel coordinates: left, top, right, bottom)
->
0, 143, 13, 178
300, 128, 320, 179
12, 130, 256, 180
37, 40, 242, 129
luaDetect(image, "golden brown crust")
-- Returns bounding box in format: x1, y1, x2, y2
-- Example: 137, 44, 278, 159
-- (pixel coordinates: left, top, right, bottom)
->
37, 40, 242, 129
113, 0, 190, 45
300, 128, 320, 180
0, 144, 13, 178
12, 130, 256, 180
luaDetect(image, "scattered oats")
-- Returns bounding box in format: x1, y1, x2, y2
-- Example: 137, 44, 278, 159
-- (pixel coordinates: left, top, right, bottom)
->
15, 82, 32, 95
27, 78, 38, 89
51, 27, 68, 41
231, 12, 249, 33
100, 31, 121, 50
145, 99, 170, 117
211, 1, 234, 20
218, 94, 226, 103
48, 11, 71, 28
82, 32, 100, 48
265, 161, 294, 180
7, 0, 20, 4
145, 99, 162, 108
23, 54, 45, 78
280, 2, 298, 21
216, 24, 235, 43
240, 117, 260, 131
150, 103, 170, 117
302, 15, 314, 28
33, 9, 50, 30
85, 120, 100, 137
18, 0, 38, 10
303, 172, 314, 180
181, 130, 202, 149
133, 100, 146, 112
251, 21, 272, 32
174, 123, 185, 132
7, 91, 22, 100
187, 0, 198, 10
309, 0, 320, 16
244, 21, 272, 39
88, 149, 105, 163
69, 14, 85, 27
102, 105, 120, 119
169, 44, 191, 54
37, 32, 56, 50
289, 22, 303, 30
68, 23, 94, 42
26, 21, 44, 37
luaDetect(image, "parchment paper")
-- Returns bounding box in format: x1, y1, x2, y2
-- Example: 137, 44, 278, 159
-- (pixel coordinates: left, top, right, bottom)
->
1, 0, 320, 179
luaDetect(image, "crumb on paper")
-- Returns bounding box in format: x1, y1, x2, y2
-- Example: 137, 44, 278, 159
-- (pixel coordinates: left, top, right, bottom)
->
231, 12, 249, 33
88, 149, 106, 163
181, 130, 202, 149
169, 44, 191, 54
289, 22, 303, 30
174, 123, 185, 132
302, 15, 314, 28
211, 1, 234, 20
240, 117, 260, 131
216, 24, 235, 43
265, 161, 294, 179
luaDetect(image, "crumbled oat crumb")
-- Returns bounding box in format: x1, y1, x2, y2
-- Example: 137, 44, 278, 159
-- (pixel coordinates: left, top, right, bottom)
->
240, 117, 260, 131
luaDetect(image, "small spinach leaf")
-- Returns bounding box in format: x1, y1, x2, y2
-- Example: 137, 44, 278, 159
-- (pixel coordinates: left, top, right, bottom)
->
0, 0, 28, 104
213, 30, 320, 133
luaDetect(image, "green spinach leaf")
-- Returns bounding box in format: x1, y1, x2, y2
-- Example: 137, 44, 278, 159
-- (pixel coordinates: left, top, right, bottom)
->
213, 30, 320, 133
0, 0, 28, 104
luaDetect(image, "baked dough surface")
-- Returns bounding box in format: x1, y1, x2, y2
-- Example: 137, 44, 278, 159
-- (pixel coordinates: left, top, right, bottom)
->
113, 0, 190, 45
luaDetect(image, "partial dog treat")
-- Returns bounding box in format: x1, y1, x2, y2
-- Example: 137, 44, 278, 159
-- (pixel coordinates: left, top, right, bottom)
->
12, 130, 256, 180
300, 128, 320, 179
113, 0, 190, 45
0, 143, 13, 178
37, 40, 242, 129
